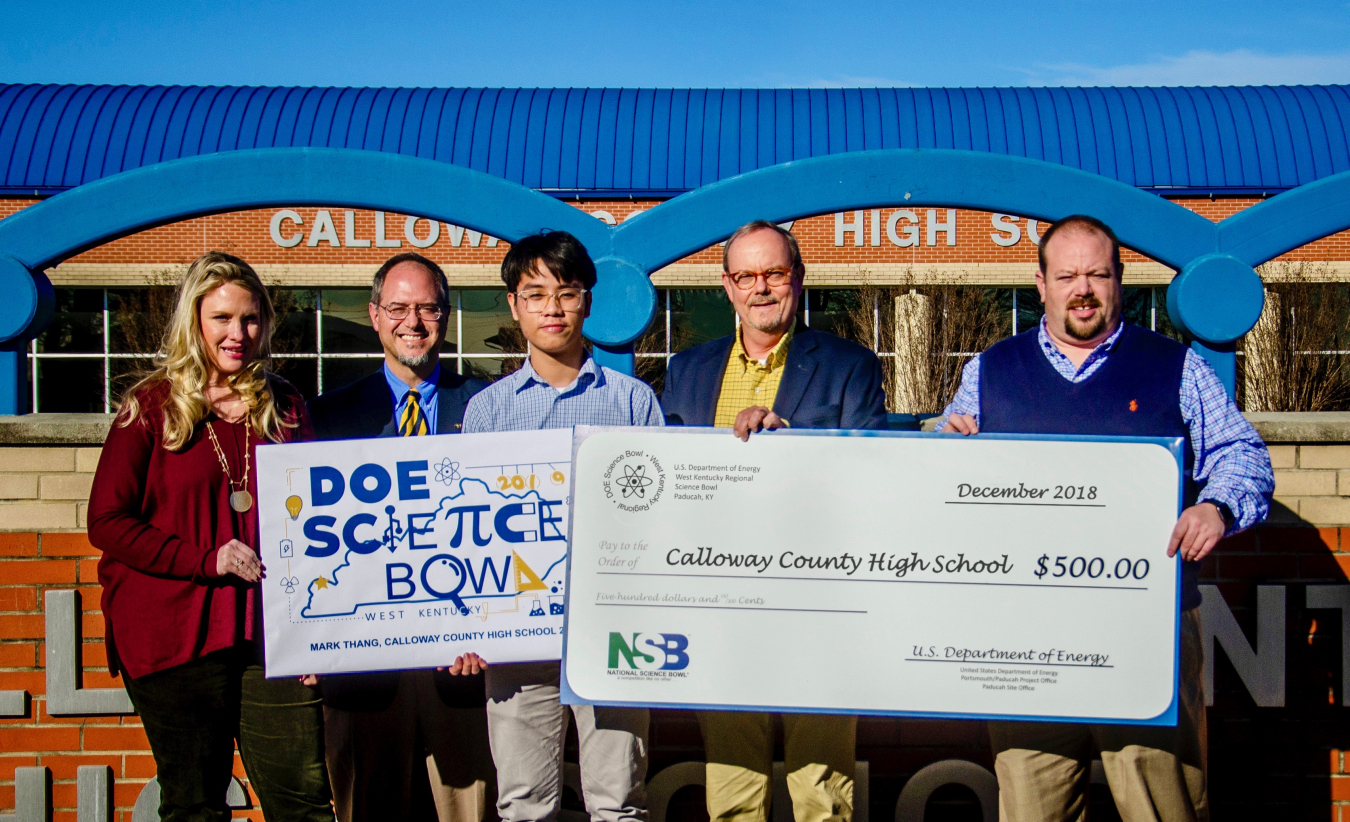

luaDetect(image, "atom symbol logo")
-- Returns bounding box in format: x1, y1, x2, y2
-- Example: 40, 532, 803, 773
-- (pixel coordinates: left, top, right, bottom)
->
616, 464, 654, 499
434, 458, 461, 486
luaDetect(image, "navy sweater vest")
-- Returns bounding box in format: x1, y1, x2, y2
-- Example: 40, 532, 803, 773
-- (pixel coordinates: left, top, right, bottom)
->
978, 324, 1201, 609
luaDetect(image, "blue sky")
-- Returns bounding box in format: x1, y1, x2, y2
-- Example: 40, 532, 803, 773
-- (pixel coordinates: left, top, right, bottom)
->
1, 0, 1348, 88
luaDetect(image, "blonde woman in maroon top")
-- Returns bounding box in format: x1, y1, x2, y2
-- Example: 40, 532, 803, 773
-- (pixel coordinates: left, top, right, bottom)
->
88, 252, 331, 822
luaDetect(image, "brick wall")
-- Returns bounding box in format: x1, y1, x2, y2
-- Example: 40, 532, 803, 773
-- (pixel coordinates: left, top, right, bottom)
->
1270, 444, 1350, 528
0, 530, 263, 821
4, 420, 1350, 820
0, 421, 263, 821
0, 448, 101, 532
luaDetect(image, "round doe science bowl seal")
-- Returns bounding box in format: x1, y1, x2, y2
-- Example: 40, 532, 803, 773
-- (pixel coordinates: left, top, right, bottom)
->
602, 450, 666, 512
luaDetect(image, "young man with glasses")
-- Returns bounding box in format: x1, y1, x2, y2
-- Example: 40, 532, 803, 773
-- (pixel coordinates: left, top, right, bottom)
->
661, 220, 887, 822
450, 231, 663, 822
307, 252, 494, 822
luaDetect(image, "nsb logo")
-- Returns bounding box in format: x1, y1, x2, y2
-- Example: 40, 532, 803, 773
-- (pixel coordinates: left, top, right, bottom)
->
608, 632, 689, 671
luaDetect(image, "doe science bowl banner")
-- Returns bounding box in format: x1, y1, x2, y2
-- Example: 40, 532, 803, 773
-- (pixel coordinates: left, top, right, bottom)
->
256, 429, 573, 677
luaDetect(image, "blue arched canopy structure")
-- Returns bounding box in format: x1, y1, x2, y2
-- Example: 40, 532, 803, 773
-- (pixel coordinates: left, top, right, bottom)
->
0, 145, 1346, 414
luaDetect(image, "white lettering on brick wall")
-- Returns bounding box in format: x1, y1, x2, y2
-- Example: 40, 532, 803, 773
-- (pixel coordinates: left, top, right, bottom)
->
991, 213, 1021, 247
269, 210, 303, 248
887, 210, 919, 247
307, 210, 340, 247
926, 209, 956, 246
835, 210, 865, 247
269, 206, 1060, 253
275, 210, 504, 250
405, 216, 440, 249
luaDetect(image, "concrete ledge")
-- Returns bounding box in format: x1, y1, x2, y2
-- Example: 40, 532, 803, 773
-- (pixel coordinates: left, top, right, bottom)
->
1245, 413, 1350, 444
917, 412, 1350, 440
0, 414, 114, 445
0, 411, 1347, 446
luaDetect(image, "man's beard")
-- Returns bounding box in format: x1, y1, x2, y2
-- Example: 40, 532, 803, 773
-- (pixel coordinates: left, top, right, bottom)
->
744, 296, 789, 333
396, 350, 433, 369
1063, 296, 1107, 341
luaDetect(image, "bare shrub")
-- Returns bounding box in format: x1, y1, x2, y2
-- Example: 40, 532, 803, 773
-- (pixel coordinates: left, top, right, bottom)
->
1241, 261, 1350, 412
634, 319, 670, 395
839, 271, 1008, 413
476, 323, 528, 380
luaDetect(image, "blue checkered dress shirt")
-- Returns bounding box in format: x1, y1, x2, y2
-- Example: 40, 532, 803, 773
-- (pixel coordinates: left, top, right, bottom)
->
462, 353, 665, 433
936, 319, 1274, 533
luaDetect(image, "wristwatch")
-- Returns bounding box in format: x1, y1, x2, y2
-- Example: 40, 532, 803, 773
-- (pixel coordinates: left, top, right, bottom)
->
1209, 500, 1236, 531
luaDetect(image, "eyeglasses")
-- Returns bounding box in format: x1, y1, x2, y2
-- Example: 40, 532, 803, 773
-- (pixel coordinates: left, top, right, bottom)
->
728, 268, 795, 290
376, 303, 445, 322
512, 288, 588, 313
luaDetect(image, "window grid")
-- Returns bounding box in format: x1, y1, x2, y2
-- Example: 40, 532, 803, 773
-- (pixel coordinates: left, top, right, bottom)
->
27, 288, 529, 412
315, 289, 325, 390
24, 286, 1166, 412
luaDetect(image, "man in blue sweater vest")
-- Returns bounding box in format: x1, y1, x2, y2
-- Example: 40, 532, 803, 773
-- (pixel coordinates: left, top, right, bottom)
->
938, 215, 1273, 822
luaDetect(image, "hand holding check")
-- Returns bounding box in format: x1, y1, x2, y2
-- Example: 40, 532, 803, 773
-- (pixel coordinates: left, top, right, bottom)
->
733, 405, 787, 441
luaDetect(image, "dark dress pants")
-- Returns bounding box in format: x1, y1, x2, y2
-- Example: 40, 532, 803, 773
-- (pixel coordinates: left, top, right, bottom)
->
123, 645, 332, 822
324, 670, 495, 822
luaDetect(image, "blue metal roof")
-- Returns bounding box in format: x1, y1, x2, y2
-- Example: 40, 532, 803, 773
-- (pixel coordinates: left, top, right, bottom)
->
1, 84, 1348, 197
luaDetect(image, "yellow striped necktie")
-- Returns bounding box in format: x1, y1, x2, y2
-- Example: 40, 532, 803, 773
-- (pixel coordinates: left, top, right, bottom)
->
399, 389, 429, 436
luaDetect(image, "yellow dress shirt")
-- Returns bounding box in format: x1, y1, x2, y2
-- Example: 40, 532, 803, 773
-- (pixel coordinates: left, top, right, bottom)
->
713, 326, 794, 427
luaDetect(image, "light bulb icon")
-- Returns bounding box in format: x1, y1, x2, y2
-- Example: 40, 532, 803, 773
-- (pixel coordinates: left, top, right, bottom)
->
285, 495, 303, 520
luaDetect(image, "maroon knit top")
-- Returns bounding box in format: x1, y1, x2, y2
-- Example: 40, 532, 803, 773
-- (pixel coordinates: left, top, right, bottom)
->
87, 379, 314, 679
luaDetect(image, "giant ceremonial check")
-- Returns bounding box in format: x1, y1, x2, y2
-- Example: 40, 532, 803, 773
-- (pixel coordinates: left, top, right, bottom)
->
561, 427, 1185, 725
256, 429, 573, 677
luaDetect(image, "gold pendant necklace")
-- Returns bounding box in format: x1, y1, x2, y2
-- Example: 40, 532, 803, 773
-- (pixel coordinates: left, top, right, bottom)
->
230, 489, 254, 513
206, 419, 253, 513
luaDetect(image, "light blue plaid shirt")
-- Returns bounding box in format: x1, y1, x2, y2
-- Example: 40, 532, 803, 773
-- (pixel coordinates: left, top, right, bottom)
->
937, 319, 1274, 533
462, 353, 665, 433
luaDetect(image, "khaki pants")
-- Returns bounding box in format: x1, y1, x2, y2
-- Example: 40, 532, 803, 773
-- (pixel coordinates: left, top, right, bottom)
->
485, 661, 649, 822
698, 712, 855, 822
989, 608, 1207, 822
325, 670, 495, 822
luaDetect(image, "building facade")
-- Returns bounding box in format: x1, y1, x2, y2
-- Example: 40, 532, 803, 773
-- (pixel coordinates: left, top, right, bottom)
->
2, 85, 1350, 820
13, 195, 1350, 411
4, 84, 1350, 410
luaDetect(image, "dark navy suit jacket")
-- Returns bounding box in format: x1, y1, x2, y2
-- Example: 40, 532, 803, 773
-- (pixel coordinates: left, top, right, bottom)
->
307, 366, 486, 441
306, 365, 488, 712
662, 327, 888, 430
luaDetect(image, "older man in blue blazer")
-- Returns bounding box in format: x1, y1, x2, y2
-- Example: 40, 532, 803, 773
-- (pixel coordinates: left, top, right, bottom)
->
308, 252, 494, 822
662, 221, 886, 822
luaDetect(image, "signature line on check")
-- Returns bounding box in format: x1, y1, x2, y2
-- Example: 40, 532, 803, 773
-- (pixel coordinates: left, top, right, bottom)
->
596, 603, 866, 614
596, 572, 1146, 592
905, 658, 1114, 668
944, 501, 1106, 508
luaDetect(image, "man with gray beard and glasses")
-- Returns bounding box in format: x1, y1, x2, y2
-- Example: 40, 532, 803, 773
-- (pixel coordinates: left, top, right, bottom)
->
661, 221, 887, 822
306, 252, 495, 822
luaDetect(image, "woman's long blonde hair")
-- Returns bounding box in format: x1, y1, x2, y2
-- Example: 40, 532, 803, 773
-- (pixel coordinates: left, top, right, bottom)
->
118, 252, 295, 450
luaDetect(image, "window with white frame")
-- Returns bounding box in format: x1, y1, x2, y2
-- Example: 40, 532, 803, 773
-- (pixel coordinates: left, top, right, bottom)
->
25, 285, 1177, 413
